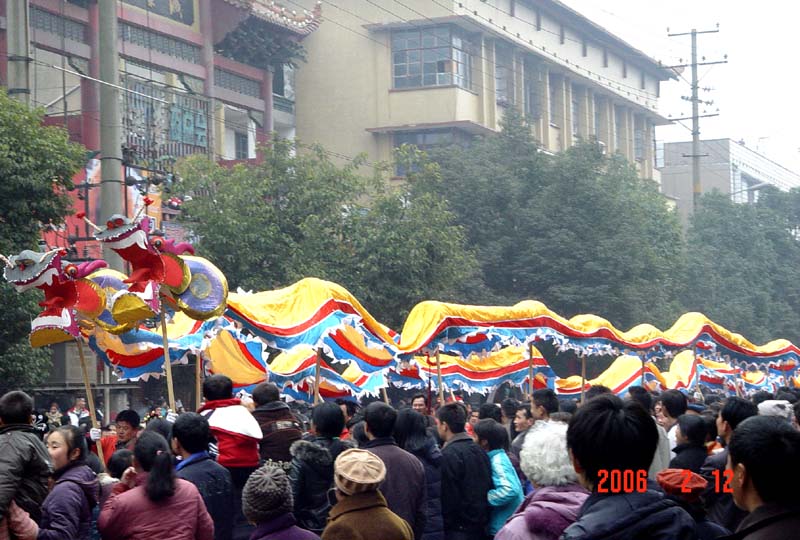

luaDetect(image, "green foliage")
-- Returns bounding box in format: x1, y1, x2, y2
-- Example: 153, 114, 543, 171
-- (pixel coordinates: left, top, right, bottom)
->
683, 191, 800, 344
429, 110, 685, 329
0, 90, 87, 390
175, 139, 475, 327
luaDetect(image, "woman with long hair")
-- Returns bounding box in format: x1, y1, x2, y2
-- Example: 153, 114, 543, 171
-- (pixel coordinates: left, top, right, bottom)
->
37, 425, 99, 539
97, 431, 213, 540
393, 408, 444, 540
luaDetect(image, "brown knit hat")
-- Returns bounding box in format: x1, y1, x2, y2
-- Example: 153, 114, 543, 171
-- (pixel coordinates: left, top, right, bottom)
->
334, 448, 386, 495
242, 463, 293, 523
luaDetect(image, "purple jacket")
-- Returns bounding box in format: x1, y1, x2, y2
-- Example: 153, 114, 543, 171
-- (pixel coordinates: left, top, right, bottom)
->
39, 462, 98, 540
249, 513, 320, 540
494, 484, 589, 540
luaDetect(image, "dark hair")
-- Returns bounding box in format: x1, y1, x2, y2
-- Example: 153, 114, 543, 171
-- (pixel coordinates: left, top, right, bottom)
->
659, 390, 688, 419
393, 409, 429, 454
364, 402, 397, 438
0, 391, 34, 424
774, 391, 797, 404
51, 425, 88, 465
107, 449, 134, 480
350, 421, 369, 447
473, 418, 509, 451
311, 402, 345, 438
567, 394, 657, 485
720, 397, 758, 431
501, 398, 519, 418
584, 385, 612, 401
203, 374, 233, 401
701, 413, 718, 442
550, 412, 573, 423
478, 403, 502, 422
134, 431, 175, 502
560, 400, 578, 414
436, 402, 466, 433
145, 418, 172, 441
172, 412, 210, 454
729, 415, 800, 504
252, 383, 280, 406
410, 393, 428, 407
677, 414, 706, 446
516, 405, 532, 420
627, 386, 653, 413
115, 409, 141, 428
335, 399, 359, 418
750, 390, 773, 406
533, 389, 559, 415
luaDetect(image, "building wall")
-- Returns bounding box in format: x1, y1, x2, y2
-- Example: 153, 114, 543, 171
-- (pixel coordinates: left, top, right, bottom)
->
293, 0, 667, 178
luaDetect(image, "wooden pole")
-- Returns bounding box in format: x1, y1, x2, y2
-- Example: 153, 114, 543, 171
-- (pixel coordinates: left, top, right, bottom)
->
580, 354, 587, 403
436, 350, 444, 406
314, 348, 322, 404
641, 355, 646, 388
382, 387, 390, 404
160, 302, 176, 412
528, 343, 535, 403
76, 339, 104, 465
195, 353, 203, 411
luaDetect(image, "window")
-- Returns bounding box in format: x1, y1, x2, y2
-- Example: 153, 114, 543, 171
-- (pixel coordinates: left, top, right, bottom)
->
549, 75, 560, 126
634, 118, 644, 161
393, 129, 467, 175
272, 64, 295, 100
234, 132, 249, 160
536, 10, 541, 31
640, 71, 646, 90
524, 61, 542, 120
594, 97, 603, 137
582, 39, 587, 57
392, 26, 473, 90
614, 106, 625, 152
571, 85, 581, 139
495, 42, 514, 105
603, 48, 608, 68
559, 25, 565, 44
622, 62, 627, 78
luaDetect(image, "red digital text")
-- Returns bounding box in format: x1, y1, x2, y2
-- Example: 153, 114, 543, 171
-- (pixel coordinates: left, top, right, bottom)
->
596, 469, 648, 493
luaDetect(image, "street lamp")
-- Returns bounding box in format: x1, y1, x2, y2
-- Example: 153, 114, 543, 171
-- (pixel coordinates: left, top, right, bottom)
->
730, 181, 771, 201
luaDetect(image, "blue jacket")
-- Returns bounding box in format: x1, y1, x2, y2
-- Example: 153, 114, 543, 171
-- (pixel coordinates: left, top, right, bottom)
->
176, 453, 235, 540
486, 449, 524, 535
39, 462, 98, 540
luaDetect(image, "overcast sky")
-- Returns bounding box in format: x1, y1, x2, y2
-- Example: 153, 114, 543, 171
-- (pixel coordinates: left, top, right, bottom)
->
562, 0, 800, 173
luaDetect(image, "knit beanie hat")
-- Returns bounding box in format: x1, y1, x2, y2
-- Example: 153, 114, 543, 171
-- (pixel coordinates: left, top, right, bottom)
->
757, 400, 793, 420
334, 448, 386, 496
242, 463, 293, 523
657, 468, 707, 503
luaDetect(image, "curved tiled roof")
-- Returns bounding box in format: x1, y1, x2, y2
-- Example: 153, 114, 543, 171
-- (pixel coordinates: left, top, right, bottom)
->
222, 0, 322, 36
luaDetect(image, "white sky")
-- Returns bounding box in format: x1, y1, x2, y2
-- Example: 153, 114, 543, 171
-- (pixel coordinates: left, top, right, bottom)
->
562, 0, 800, 173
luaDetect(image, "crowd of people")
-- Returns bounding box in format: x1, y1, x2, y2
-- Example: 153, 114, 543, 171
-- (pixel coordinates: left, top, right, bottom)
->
0, 376, 799, 540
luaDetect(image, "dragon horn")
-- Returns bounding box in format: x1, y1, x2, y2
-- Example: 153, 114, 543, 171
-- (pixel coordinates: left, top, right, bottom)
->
76, 212, 102, 232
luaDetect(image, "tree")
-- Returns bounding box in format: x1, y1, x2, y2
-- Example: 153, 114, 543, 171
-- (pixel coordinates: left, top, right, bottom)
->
176, 139, 475, 327
683, 190, 800, 344
0, 90, 87, 391
428, 109, 686, 329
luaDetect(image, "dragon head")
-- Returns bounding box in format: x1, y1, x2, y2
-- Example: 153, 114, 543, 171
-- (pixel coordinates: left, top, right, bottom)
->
94, 214, 150, 252
2, 249, 63, 292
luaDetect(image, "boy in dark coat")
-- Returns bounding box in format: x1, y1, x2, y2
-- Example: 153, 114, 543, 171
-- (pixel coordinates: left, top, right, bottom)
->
0, 391, 52, 523
172, 412, 235, 540
724, 415, 800, 540
251, 383, 302, 467
562, 394, 697, 540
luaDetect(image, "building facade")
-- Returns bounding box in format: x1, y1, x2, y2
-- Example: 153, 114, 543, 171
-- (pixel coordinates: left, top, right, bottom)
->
660, 139, 800, 225
292, 0, 673, 180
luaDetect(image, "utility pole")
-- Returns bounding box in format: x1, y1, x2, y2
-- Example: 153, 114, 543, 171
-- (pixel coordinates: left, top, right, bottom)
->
6, 0, 31, 103
667, 26, 726, 213
99, 0, 125, 418
98, 0, 124, 271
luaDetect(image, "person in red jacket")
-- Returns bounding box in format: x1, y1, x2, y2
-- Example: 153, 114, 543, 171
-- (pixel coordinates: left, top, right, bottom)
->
198, 375, 262, 540
98, 430, 213, 540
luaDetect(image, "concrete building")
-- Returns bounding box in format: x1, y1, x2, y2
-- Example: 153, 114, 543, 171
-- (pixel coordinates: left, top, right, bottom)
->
660, 139, 800, 225
0, 0, 320, 413
292, 0, 674, 180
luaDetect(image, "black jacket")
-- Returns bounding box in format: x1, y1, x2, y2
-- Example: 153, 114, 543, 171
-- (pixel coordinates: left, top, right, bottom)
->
289, 436, 354, 534
0, 424, 52, 523
670, 443, 709, 474
561, 484, 697, 540
251, 402, 303, 465
700, 449, 749, 532
408, 437, 444, 540
721, 502, 800, 540
439, 433, 493, 537
176, 454, 235, 540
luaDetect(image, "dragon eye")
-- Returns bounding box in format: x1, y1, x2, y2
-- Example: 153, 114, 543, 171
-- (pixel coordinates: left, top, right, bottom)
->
153, 238, 164, 248
65, 264, 78, 277
106, 220, 116, 230
114, 218, 124, 226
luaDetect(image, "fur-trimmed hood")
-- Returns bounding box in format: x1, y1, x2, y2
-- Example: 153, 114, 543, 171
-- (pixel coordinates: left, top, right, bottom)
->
290, 437, 354, 469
